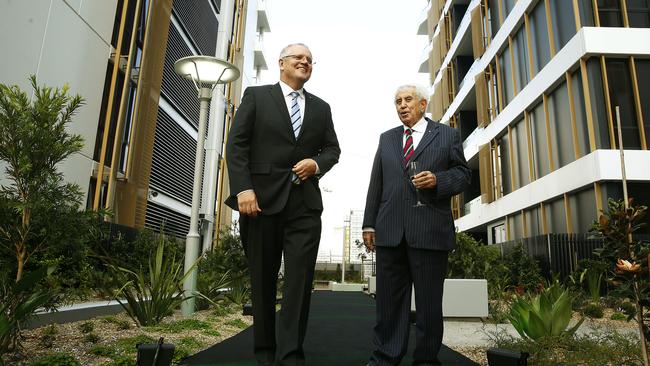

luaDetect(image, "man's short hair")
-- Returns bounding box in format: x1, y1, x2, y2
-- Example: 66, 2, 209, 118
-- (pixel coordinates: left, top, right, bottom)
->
395, 84, 430, 104
279, 43, 311, 59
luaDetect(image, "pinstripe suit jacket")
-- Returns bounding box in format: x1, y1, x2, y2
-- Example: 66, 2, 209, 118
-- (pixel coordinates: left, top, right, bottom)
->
362, 118, 471, 250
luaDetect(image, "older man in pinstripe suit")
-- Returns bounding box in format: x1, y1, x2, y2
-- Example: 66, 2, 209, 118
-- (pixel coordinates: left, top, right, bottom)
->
362, 84, 470, 366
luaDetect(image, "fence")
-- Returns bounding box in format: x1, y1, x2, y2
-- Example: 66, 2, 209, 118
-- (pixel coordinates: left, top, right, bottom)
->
494, 233, 650, 279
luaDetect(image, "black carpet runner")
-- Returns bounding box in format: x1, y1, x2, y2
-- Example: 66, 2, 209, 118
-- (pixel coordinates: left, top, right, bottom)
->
182, 291, 479, 366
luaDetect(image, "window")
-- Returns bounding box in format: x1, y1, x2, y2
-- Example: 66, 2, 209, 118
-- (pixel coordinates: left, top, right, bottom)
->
568, 188, 597, 233
547, 81, 575, 168
526, 206, 543, 236
550, 0, 578, 50
529, 102, 551, 179
635, 59, 650, 146
512, 119, 531, 188
489, 0, 501, 39
606, 58, 642, 149
499, 46, 515, 105
585, 58, 613, 149
549, 198, 567, 233
628, 0, 650, 28
570, 70, 591, 156
577, 0, 596, 26
504, 0, 517, 18
510, 212, 524, 239
513, 27, 531, 90
529, 1, 552, 73
499, 134, 512, 195
597, 0, 623, 27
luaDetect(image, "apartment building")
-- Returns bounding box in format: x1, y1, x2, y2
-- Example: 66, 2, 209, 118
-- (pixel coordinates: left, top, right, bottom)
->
0, 0, 268, 248
418, 0, 650, 244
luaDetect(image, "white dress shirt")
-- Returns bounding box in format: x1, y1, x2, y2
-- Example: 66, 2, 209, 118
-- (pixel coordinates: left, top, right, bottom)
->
279, 80, 306, 116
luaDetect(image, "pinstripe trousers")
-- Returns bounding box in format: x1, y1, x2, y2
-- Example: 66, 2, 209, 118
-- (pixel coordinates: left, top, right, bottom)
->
369, 239, 448, 366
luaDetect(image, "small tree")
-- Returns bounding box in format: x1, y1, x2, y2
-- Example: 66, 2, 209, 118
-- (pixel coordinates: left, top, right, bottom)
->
0, 76, 84, 282
592, 198, 650, 366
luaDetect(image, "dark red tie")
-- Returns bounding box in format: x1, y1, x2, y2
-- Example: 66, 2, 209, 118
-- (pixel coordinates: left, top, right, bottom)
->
403, 128, 414, 165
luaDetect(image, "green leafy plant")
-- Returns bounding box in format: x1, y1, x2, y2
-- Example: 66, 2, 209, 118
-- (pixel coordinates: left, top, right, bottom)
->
611, 312, 627, 321
0, 265, 57, 359
503, 244, 544, 294
78, 321, 94, 333
28, 352, 80, 366
0, 76, 84, 283
106, 234, 200, 326
508, 281, 583, 341
592, 198, 650, 364
583, 303, 604, 318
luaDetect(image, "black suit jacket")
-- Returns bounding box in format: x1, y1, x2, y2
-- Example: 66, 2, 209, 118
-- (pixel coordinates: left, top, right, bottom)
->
225, 83, 340, 215
363, 118, 470, 250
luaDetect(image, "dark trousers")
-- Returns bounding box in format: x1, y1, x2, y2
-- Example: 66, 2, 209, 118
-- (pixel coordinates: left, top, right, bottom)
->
240, 184, 321, 366
370, 239, 448, 366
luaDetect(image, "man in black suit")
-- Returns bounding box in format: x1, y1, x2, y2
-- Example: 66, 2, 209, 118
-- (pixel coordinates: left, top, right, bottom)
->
225, 43, 340, 366
363, 84, 470, 366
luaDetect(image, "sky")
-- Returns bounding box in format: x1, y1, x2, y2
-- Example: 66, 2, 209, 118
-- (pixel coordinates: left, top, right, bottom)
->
258, 0, 430, 260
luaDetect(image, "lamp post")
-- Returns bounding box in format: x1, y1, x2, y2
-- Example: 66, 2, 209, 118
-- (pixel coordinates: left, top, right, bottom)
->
174, 55, 240, 316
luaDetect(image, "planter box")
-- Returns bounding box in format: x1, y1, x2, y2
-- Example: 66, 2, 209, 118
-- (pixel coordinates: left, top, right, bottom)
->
330, 282, 365, 292
411, 279, 488, 318
368, 276, 377, 295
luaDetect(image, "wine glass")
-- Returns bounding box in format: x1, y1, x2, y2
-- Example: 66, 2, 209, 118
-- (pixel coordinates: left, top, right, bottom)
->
409, 161, 425, 207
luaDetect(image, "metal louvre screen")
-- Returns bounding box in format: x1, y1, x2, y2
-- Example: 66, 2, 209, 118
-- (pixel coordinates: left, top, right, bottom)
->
162, 24, 200, 127
172, 0, 219, 56
145, 201, 191, 238
150, 108, 200, 205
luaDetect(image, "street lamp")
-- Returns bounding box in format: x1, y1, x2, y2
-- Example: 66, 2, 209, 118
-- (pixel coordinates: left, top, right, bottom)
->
174, 55, 240, 316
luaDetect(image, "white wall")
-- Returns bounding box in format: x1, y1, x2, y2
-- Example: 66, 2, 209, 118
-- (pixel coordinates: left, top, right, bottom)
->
0, 0, 117, 198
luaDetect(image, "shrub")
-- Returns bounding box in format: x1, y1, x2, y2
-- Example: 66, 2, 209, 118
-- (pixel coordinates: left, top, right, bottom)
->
28, 352, 80, 366
104, 233, 200, 326
611, 312, 627, 321
0, 266, 57, 357
78, 321, 94, 333
508, 281, 583, 341
83, 333, 100, 343
583, 303, 604, 318
89, 345, 116, 357
504, 244, 544, 294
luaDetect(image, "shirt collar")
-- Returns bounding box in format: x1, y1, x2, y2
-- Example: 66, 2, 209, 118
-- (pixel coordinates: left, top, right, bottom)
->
403, 117, 427, 133
279, 80, 304, 98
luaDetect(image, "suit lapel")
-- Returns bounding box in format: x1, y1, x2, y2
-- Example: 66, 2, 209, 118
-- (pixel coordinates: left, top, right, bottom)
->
410, 118, 440, 163
269, 83, 296, 141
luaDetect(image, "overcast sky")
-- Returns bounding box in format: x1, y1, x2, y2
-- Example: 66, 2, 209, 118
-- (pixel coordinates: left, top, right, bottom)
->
259, 0, 430, 259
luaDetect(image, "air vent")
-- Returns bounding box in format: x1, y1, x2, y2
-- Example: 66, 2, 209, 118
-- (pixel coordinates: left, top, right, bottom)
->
145, 201, 191, 238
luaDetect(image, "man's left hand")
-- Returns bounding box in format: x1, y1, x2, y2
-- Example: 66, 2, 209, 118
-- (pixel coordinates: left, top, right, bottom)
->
292, 158, 317, 181
412, 171, 437, 189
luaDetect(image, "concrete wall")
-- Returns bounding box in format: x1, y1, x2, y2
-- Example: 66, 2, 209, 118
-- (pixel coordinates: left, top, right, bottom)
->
0, 0, 117, 198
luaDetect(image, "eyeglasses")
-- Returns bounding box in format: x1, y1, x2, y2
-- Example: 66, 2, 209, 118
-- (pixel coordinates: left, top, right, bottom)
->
282, 54, 315, 65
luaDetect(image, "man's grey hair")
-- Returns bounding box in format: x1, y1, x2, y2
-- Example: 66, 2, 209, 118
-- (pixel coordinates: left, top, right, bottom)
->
395, 84, 430, 104
279, 43, 311, 59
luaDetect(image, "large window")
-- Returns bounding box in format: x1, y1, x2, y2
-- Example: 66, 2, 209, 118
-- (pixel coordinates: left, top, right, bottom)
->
513, 27, 531, 91
547, 81, 575, 168
577, 0, 596, 26
499, 46, 515, 106
529, 101, 550, 179
597, 0, 624, 27
628, 0, 650, 27
635, 59, 650, 146
525, 205, 543, 236
489, 0, 501, 39
606, 58, 642, 149
548, 198, 567, 233
529, 0, 552, 74
585, 58, 613, 149
499, 134, 513, 195
512, 119, 531, 188
568, 188, 597, 233
550, 0, 578, 50
570, 70, 591, 156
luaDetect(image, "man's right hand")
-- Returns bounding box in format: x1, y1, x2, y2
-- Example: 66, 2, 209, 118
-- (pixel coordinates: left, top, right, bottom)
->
237, 190, 262, 217
363, 231, 375, 252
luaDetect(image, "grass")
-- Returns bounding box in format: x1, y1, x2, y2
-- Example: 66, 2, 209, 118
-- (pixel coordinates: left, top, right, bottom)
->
101, 316, 132, 330
487, 326, 642, 365
224, 319, 248, 329
78, 321, 94, 333
145, 319, 212, 333
89, 344, 117, 357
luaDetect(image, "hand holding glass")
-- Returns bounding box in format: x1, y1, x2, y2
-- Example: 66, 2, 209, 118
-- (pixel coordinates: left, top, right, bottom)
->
409, 161, 426, 207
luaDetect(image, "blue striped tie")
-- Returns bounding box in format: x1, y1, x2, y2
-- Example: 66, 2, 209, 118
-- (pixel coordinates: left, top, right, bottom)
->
290, 91, 302, 184
290, 91, 302, 138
